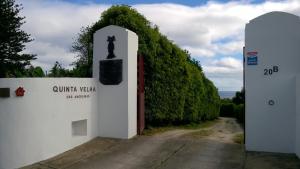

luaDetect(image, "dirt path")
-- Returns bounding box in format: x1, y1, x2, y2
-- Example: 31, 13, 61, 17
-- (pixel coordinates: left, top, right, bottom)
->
206, 117, 243, 143
154, 117, 243, 144
22, 118, 245, 169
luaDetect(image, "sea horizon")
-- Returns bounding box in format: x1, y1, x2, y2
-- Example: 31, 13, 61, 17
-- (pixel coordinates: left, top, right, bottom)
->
218, 91, 237, 99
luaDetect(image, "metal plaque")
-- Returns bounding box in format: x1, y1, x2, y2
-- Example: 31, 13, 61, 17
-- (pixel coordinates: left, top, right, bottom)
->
100, 59, 123, 85
247, 51, 258, 65
0, 88, 10, 98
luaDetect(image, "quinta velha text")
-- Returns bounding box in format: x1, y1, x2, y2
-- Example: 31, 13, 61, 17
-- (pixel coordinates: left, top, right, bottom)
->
53, 86, 96, 93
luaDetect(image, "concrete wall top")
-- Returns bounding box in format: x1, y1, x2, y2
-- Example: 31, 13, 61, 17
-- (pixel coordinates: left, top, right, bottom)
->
245, 11, 300, 74
94, 25, 136, 36
248, 11, 300, 24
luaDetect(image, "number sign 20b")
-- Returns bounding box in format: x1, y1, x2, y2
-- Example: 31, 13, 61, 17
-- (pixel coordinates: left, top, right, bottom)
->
264, 66, 279, 75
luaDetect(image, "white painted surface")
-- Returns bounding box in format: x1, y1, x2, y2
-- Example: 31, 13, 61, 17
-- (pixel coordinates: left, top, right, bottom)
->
245, 12, 300, 155
0, 25, 138, 169
127, 29, 138, 138
0, 78, 98, 169
296, 75, 300, 157
72, 119, 88, 136
93, 25, 138, 139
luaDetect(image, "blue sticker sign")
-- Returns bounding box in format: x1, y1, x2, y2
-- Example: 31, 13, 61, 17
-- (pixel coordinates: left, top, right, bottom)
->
247, 52, 258, 65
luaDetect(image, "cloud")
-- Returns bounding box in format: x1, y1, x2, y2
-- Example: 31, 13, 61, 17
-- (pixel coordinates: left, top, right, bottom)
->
135, 0, 300, 91
213, 57, 243, 70
25, 41, 76, 70
17, 0, 109, 70
203, 57, 242, 82
15, 0, 300, 90
203, 57, 243, 91
136, 0, 300, 58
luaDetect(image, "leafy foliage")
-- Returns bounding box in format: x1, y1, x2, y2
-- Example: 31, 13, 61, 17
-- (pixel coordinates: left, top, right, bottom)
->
220, 89, 245, 124
232, 88, 245, 105
0, 0, 36, 77
234, 104, 245, 124
71, 27, 93, 77
25, 66, 45, 77
72, 5, 220, 125
219, 100, 235, 117
48, 61, 71, 77
232, 89, 245, 123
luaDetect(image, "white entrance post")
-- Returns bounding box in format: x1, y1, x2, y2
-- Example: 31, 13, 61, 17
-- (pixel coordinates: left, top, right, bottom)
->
93, 25, 138, 139
245, 12, 300, 155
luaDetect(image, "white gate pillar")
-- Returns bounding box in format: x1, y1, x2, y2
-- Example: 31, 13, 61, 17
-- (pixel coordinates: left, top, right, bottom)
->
93, 25, 138, 139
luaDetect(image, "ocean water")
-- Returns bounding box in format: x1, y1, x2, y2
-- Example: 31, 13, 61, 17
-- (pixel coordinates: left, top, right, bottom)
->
219, 91, 236, 99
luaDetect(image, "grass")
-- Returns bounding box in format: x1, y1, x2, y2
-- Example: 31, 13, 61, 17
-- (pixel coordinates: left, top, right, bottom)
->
233, 133, 244, 144
185, 129, 213, 138
142, 119, 219, 136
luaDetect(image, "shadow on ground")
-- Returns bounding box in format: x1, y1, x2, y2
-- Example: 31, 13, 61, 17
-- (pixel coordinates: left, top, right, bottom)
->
245, 151, 300, 169
21, 118, 300, 169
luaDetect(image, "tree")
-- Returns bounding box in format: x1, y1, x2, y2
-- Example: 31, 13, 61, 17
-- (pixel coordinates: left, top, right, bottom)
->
220, 88, 245, 124
48, 61, 70, 77
26, 66, 45, 77
71, 27, 93, 77
0, 0, 36, 77
232, 88, 245, 105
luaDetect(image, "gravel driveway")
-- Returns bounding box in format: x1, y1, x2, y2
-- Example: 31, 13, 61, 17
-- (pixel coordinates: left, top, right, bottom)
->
22, 118, 300, 169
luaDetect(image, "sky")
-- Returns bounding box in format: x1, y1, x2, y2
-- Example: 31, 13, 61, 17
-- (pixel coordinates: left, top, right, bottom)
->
16, 0, 300, 91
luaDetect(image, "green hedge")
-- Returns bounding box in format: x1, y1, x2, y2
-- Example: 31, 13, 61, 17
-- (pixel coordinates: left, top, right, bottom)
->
73, 5, 220, 126
220, 102, 235, 117
220, 100, 244, 124
234, 104, 245, 124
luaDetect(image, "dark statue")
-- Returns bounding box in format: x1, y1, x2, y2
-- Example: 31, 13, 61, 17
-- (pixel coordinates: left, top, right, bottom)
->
99, 35, 122, 85
107, 36, 116, 59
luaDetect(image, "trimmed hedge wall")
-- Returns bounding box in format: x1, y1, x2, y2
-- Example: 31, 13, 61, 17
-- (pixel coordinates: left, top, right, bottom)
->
74, 5, 221, 126
220, 94, 245, 124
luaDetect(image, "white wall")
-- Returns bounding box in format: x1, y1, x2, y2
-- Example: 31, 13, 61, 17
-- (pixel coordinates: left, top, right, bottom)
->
0, 25, 138, 169
296, 75, 300, 157
127, 29, 138, 138
93, 25, 138, 139
0, 78, 98, 169
245, 12, 300, 154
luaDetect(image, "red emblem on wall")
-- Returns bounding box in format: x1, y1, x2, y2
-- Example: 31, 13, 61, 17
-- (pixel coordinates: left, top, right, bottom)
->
15, 87, 25, 97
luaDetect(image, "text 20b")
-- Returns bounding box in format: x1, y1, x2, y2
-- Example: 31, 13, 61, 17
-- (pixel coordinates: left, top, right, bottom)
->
264, 66, 279, 75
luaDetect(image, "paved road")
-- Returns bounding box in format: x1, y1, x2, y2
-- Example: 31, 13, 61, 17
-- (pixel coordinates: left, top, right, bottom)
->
23, 118, 300, 169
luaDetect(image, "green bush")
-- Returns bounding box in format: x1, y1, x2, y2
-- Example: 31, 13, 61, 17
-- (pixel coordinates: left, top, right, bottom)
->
234, 104, 245, 124
220, 97, 245, 125
220, 102, 235, 117
71, 5, 220, 126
